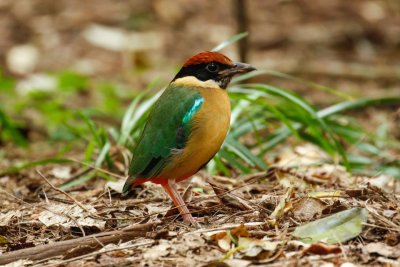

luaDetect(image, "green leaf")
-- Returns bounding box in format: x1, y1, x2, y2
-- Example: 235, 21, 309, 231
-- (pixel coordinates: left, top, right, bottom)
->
218, 149, 251, 174
259, 70, 353, 100
119, 90, 161, 145
317, 97, 400, 118
95, 142, 111, 167
224, 136, 268, 170
238, 84, 348, 166
57, 71, 88, 92
0, 69, 15, 91
80, 113, 102, 146
59, 173, 95, 190
0, 107, 28, 146
293, 207, 368, 244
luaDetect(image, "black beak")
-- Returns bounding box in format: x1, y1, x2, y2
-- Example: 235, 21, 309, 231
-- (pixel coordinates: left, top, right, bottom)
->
219, 62, 256, 77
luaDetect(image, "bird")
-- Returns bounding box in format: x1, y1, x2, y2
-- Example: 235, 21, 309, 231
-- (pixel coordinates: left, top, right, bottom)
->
122, 51, 256, 224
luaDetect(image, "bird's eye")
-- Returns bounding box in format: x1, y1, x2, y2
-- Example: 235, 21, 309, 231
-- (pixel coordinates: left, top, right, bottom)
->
206, 62, 219, 73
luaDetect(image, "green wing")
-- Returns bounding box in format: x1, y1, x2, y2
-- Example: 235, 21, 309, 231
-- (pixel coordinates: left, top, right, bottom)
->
123, 85, 203, 193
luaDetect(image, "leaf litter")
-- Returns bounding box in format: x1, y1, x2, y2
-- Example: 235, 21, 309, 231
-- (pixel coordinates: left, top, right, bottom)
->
0, 145, 399, 266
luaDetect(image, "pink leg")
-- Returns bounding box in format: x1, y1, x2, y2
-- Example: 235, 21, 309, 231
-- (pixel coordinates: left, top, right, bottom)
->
162, 179, 196, 224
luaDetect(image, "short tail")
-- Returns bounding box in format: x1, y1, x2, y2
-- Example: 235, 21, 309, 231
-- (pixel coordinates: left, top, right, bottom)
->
122, 176, 136, 196
122, 176, 146, 196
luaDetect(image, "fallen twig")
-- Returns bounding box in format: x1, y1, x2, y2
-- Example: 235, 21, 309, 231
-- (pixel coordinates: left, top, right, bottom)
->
0, 222, 159, 265
42, 240, 155, 267
189, 221, 265, 235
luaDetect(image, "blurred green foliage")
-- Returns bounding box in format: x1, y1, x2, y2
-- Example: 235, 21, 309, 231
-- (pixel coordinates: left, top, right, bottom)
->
1, 36, 400, 183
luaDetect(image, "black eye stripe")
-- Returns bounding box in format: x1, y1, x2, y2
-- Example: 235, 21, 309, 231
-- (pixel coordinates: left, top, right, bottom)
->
173, 62, 232, 84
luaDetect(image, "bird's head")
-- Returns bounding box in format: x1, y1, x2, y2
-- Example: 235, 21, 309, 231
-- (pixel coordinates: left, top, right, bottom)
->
172, 51, 256, 89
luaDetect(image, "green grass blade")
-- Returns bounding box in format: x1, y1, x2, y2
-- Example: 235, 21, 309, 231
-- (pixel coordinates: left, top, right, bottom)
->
224, 136, 268, 170
119, 90, 162, 145
318, 97, 400, 118
212, 32, 248, 52
0, 158, 73, 176
95, 142, 111, 167
261, 70, 353, 100
59, 172, 95, 191
0, 107, 28, 146
218, 149, 251, 174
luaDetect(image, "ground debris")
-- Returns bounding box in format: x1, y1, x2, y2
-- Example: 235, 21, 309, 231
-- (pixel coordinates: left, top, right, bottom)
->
38, 203, 106, 231
1, 157, 399, 266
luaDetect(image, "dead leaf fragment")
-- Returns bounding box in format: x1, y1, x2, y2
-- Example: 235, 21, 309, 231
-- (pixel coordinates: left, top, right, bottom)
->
0, 210, 22, 226
293, 197, 326, 221
230, 224, 250, 238
212, 224, 251, 251
210, 182, 253, 211
238, 236, 279, 258
143, 242, 170, 260
38, 203, 105, 230
218, 234, 232, 251
363, 242, 400, 258
304, 243, 341, 255
382, 209, 397, 218
51, 166, 72, 179
224, 259, 251, 267
270, 187, 294, 220
106, 180, 125, 193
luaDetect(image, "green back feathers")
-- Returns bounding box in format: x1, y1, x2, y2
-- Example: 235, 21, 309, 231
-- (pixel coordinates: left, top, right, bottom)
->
123, 85, 203, 194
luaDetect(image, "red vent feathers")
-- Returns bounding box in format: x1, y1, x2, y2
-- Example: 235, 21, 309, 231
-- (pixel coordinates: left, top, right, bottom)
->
183, 51, 233, 67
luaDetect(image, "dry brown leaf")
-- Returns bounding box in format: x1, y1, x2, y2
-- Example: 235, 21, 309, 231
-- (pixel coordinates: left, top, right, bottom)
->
211, 224, 251, 251
237, 236, 279, 258
143, 241, 170, 260
293, 197, 326, 221
218, 234, 232, 251
106, 180, 125, 193
270, 187, 294, 220
38, 203, 105, 230
303, 243, 341, 255
210, 182, 253, 211
0, 210, 22, 227
362, 242, 400, 258
51, 166, 72, 179
230, 224, 250, 238
382, 209, 397, 218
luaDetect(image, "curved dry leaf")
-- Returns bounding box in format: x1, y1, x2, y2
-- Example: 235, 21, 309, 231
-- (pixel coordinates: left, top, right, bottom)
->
304, 243, 341, 255
143, 242, 170, 260
237, 237, 280, 259
230, 224, 250, 238
218, 234, 232, 251
0, 210, 22, 226
38, 203, 105, 230
293, 197, 326, 221
363, 242, 400, 258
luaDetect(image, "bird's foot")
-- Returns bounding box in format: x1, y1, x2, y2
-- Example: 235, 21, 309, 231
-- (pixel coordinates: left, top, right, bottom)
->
182, 214, 203, 228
